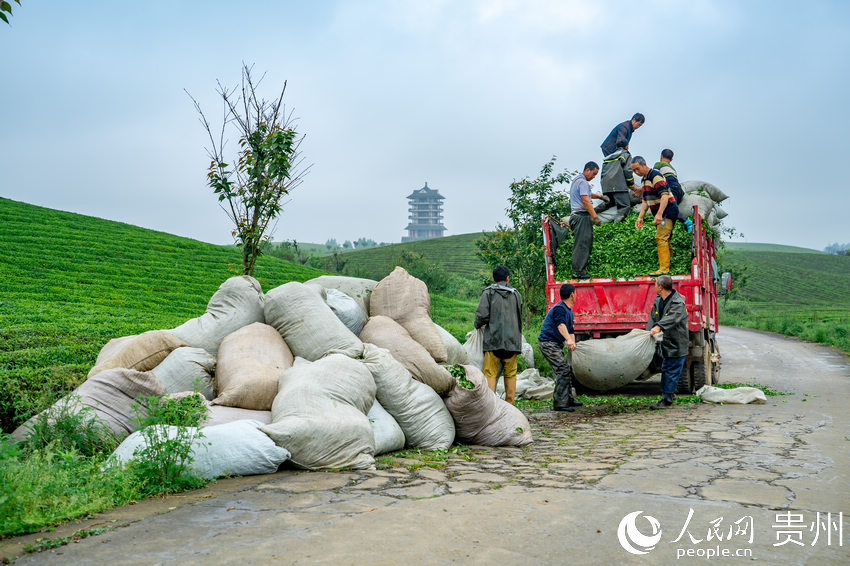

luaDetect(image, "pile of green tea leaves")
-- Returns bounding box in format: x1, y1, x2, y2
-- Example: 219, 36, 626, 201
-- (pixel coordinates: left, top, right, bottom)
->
554, 211, 693, 279
448, 364, 475, 389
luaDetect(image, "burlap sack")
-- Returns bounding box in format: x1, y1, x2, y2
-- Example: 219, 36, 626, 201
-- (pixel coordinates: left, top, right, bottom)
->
435, 323, 469, 365
13, 369, 168, 442
325, 288, 368, 336
682, 180, 729, 203
369, 267, 447, 363
260, 354, 376, 470
107, 420, 290, 479
88, 330, 186, 378
170, 276, 265, 355
359, 316, 454, 395
151, 347, 216, 400
679, 193, 715, 219
443, 365, 533, 447
359, 343, 455, 450
212, 322, 294, 410
368, 400, 405, 455
304, 275, 377, 315
264, 282, 363, 361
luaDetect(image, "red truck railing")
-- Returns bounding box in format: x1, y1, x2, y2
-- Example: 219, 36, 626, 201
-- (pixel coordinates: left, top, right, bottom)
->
542, 208, 719, 339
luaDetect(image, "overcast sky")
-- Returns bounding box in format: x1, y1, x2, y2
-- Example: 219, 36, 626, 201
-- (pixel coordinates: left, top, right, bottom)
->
2, 1, 848, 250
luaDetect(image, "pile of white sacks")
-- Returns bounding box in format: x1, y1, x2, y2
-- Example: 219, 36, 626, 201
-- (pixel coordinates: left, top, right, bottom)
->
14, 267, 533, 478
590, 179, 729, 227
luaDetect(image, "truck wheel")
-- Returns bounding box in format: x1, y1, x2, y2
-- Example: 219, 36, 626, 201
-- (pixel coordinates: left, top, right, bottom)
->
677, 362, 694, 394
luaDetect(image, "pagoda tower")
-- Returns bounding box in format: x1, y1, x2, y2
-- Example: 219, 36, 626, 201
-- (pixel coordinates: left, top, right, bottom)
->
403, 182, 446, 242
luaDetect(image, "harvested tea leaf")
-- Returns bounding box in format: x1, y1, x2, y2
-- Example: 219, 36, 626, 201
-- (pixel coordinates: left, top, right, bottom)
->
448, 364, 475, 389
554, 211, 693, 279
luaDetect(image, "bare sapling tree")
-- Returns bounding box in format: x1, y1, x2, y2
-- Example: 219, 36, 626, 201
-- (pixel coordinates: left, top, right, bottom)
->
187, 64, 309, 276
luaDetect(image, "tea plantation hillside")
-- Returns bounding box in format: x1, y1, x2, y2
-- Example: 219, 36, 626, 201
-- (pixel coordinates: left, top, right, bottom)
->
719, 249, 850, 311
0, 197, 326, 431
326, 233, 487, 280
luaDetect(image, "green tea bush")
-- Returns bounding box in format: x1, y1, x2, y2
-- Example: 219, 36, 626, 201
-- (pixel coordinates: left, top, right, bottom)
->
23, 396, 118, 458
127, 394, 209, 496
554, 211, 693, 279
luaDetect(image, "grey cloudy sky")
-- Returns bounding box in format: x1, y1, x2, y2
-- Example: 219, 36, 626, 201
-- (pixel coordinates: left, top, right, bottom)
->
2, 1, 848, 250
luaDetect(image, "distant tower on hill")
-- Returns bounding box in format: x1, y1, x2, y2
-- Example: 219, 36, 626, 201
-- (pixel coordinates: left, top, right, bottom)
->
403, 182, 446, 242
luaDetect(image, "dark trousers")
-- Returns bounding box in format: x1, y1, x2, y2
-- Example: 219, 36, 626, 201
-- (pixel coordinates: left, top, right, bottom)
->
568, 212, 593, 277
596, 191, 632, 218
539, 340, 574, 408
660, 355, 688, 395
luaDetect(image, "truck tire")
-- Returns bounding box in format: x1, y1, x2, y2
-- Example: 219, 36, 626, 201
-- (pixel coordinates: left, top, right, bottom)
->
691, 330, 717, 390
676, 361, 694, 395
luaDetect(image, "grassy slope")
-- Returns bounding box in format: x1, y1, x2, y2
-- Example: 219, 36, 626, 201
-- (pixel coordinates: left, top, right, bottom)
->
336, 233, 487, 280
724, 242, 824, 254
0, 197, 326, 431
720, 250, 850, 312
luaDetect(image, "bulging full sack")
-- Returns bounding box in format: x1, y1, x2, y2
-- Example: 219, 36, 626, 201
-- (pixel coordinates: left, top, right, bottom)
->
572, 329, 660, 391
463, 328, 485, 370
170, 276, 265, 355
304, 275, 377, 315
107, 420, 290, 479
435, 323, 469, 365
212, 322, 294, 411
359, 316, 454, 394
367, 400, 405, 455
151, 346, 216, 400
260, 354, 376, 470
369, 267, 447, 363
325, 288, 368, 336
678, 193, 715, 219
264, 282, 363, 361
13, 369, 168, 442
359, 343, 455, 450
89, 330, 186, 378
443, 365, 533, 446
682, 180, 729, 203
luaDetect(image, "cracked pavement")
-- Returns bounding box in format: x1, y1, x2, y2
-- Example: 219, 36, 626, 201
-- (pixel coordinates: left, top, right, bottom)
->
5, 327, 849, 565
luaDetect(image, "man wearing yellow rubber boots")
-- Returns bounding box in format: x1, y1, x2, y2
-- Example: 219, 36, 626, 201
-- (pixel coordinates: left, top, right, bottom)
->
631, 156, 681, 275
474, 265, 523, 404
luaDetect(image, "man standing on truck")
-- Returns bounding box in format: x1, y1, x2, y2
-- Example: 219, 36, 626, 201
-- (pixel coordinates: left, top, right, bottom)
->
538, 283, 582, 412
569, 161, 605, 279
595, 147, 637, 223
600, 113, 645, 157
654, 149, 693, 232
474, 265, 523, 404
632, 156, 681, 275
647, 275, 689, 409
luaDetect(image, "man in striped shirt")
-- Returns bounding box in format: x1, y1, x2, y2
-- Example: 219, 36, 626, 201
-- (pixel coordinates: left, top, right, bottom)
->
631, 156, 681, 275
653, 149, 693, 233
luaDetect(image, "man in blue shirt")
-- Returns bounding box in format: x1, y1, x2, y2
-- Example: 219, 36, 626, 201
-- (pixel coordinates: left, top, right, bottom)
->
600, 113, 645, 157
538, 283, 582, 411
569, 161, 605, 279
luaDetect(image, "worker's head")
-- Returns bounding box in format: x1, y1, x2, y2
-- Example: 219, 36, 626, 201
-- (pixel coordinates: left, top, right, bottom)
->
559, 283, 576, 302
655, 275, 674, 296
631, 113, 645, 130
660, 148, 674, 162
493, 265, 509, 283
583, 161, 599, 181
631, 155, 650, 177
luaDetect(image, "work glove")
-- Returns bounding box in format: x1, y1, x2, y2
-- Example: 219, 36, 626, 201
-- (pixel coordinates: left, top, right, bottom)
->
592, 216, 603, 226
600, 195, 611, 203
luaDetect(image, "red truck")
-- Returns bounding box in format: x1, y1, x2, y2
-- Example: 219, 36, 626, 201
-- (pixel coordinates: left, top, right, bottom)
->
542, 209, 729, 394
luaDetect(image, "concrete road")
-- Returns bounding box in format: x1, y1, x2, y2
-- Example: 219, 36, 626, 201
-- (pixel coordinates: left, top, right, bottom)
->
6, 327, 850, 565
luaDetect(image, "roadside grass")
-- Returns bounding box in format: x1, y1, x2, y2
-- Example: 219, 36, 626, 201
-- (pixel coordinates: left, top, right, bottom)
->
376, 446, 475, 471
720, 301, 850, 353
